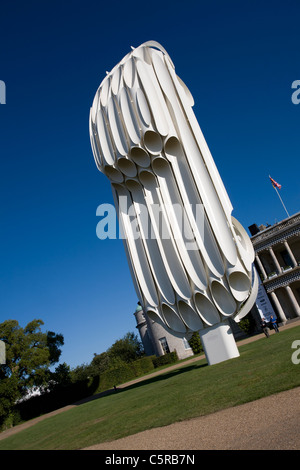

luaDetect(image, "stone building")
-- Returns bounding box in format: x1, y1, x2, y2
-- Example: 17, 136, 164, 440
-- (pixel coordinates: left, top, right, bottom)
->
249, 211, 300, 322
133, 303, 194, 360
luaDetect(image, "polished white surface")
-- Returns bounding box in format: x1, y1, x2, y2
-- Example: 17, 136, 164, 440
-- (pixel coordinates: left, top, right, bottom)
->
90, 41, 258, 364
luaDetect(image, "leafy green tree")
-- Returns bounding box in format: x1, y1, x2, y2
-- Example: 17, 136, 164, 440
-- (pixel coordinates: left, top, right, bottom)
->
70, 363, 93, 382
239, 313, 257, 335
188, 332, 203, 354
90, 351, 110, 375
0, 319, 64, 426
107, 332, 144, 364
50, 362, 72, 389
47, 331, 64, 365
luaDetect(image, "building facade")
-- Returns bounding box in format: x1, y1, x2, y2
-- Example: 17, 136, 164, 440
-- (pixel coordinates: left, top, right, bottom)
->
133, 303, 194, 360
250, 212, 300, 322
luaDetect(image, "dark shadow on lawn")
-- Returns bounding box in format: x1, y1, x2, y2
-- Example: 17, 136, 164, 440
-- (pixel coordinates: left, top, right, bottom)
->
74, 362, 208, 406
119, 363, 208, 392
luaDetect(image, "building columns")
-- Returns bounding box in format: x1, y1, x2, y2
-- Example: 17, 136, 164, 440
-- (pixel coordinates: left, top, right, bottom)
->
268, 247, 281, 274
255, 254, 267, 280
284, 285, 300, 317
269, 291, 287, 323
283, 239, 297, 268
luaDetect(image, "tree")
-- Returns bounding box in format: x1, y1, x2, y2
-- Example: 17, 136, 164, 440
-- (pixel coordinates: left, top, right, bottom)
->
50, 362, 72, 389
188, 332, 203, 354
90, 351, 111, 375
70, 363, 93, 382
107, 332, 144, 364
0, 319, 64, 426
239, 313, 257, 335
47, 331, 64, 365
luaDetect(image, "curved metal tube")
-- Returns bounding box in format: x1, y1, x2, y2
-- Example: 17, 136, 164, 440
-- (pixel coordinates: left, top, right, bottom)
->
151, 49, 237, 266
177, 299, 203, 331
112, 183, 159, 308
125, 178, 176, 305
163, 53, 233, 223
138, 169, 192, 300
151, 155, 207, 292
164, 136, 225, 278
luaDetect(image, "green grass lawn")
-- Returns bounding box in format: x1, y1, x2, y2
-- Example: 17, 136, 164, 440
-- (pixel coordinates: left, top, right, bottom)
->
1, 326, 300, 450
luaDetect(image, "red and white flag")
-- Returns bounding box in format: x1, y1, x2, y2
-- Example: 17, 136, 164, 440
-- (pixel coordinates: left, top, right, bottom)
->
269, 176, 282, 189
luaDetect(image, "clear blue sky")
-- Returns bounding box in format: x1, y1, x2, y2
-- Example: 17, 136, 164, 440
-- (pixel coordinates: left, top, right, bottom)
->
0, 0, 299, 369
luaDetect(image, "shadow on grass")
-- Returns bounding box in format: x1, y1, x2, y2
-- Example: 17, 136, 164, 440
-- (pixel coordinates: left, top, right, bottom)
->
74, 362, 208, 406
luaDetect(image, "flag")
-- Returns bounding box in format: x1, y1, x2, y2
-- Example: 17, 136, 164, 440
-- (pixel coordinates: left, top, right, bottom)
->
269, 176, 282, 189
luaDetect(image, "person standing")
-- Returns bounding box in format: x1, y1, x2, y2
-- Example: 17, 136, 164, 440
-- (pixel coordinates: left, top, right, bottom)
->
260, 317, 270, 338
270, 315, 279, 333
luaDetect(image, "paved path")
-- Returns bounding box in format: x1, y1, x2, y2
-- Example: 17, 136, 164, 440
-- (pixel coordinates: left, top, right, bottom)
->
84, 386, 300, 450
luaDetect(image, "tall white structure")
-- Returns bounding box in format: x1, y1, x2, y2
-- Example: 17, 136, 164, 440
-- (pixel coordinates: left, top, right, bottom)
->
89, 41, 258, 365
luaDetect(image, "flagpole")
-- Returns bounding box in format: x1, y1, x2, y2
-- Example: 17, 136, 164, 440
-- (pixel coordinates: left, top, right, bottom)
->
273, 185, 290, 217
269, 175, 290, 217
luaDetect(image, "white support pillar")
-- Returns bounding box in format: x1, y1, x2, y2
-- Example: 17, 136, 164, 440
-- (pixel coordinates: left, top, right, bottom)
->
199, 321, 240, 365
283, 240, 297, 268
268, 247, 281, 274
284, 285, 300, 317
270, 291, 287, 323
255, 253, 267, 280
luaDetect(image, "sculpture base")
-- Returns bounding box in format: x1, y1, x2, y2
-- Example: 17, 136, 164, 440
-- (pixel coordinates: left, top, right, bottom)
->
199, 321, 240, 365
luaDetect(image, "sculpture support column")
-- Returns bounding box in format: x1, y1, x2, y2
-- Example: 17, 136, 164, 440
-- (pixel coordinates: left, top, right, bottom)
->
199, 321, 240, 365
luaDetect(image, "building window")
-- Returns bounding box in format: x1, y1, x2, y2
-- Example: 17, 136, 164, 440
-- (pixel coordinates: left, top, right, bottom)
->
183, 337, 191, 350
279, 249, 293, 268
159, 337, 170, 355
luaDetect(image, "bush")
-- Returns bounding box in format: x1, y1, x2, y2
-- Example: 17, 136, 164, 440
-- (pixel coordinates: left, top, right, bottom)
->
0, 410, 22, 432
96, 355, 156, 392
152, 351, 178, 368
239, 314, 257, 335
96, 363, 134, 392
14, 375, 101, 423
188, 332, 203, 354
131, 356, 155, 377
96, 352, 179, 392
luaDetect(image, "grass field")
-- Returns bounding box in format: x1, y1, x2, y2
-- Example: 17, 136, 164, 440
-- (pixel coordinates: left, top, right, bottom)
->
1, 326, 300, 450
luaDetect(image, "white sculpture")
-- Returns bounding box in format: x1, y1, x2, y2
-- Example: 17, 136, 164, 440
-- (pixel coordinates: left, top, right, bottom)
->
89, 41, 258, 365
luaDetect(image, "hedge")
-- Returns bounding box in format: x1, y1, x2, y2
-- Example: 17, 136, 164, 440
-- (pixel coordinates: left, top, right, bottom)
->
152, 351, 178, 368
14, 375, 100, 423
95, 355, 155, 392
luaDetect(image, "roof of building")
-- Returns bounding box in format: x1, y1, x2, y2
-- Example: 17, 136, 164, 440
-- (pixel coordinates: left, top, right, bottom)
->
135, 304, 143, 313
